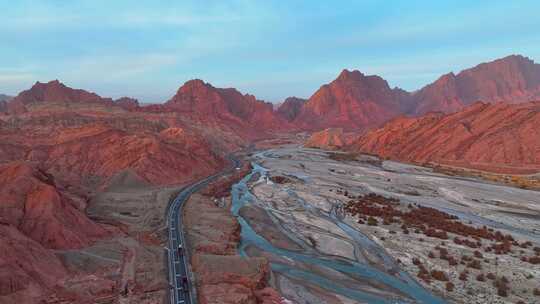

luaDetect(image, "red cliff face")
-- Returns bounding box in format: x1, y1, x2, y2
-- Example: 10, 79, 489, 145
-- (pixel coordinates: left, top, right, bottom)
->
114, 97, 139, 110
0, 162, 108, 249
165, 79, 292, 136
276, 97, 306, 121
0, 120, 224, 187
292, 55, 540, 132
412, 55, 540, 115
294, 69, 409, 131
304, 128, 357, 150
351, 101, 540, 173
11, 80, 114, 108
0, 162, 108, 302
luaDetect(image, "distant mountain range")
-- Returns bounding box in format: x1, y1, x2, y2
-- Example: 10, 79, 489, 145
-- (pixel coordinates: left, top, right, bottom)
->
4, 54, 540, 133
0, 94, 12, 101
2, 54, 539, 174
278, 54, 540, 131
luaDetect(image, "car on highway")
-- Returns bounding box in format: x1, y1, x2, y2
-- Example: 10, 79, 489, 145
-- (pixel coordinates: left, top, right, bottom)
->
181, 276, 189, 292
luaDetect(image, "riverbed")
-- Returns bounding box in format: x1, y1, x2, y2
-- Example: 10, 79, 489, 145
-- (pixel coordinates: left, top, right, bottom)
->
230, 147, 540, 303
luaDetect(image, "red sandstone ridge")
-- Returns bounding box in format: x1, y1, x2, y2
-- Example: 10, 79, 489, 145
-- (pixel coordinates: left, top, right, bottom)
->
0, 121, 224, 187
276, 96, 306, 121
412, 55, 540, 115
114, 97, 139, 110
9, 80, 115, 112
0, 162, 108, 249
0, 161, 109, 303
294, 69, 410, 131
304, 128, 357, 150
292, 55, 540, 132
351, 101, 540, 173
165, 79, 293, 136
0, 94, 11, 113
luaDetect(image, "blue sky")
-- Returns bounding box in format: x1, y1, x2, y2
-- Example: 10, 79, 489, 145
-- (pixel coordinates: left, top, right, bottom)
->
1, 1, 539, 103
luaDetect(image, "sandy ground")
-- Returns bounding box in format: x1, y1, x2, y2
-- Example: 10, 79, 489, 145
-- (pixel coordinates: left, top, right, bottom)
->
55, 178, 183, 303
239, 146, 540, 304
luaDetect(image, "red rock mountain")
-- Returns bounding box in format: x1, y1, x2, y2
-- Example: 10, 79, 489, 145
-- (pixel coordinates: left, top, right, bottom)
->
276, 97, 306, 121
411, 55, 540, 115
291, 55, 540, 132
0, 100, 7, 114
0, 80, 232, 303
0, 94, 11, 102
293, 69, 410, 131
0, 161, 109, 302
11, 80, 114, 108
304, 128, 358, 150
351, 101, 540, 173
165, 79, 291, 135
114, 96, 139, 110
0, 119, 224, 187
0, 162, 108, 249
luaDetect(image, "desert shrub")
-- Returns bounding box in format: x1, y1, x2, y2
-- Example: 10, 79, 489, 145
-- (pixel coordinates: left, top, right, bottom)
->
467, 259, 482, 270
494, 278, 509, 298
445, 282, 454, 292
431, 270, 448, 281
367, 216, 378, 226
527, 256, 540, 264
476, 273, 485, 282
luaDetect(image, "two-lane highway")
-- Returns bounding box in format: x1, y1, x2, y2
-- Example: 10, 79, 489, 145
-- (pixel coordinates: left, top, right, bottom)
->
166, 156, 241, 304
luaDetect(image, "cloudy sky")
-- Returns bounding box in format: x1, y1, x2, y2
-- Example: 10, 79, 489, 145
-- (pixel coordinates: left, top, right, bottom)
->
1, 0, 539, 103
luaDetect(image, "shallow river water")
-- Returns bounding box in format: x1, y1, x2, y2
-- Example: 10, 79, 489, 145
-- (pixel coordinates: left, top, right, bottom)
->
230, 148, 540, 303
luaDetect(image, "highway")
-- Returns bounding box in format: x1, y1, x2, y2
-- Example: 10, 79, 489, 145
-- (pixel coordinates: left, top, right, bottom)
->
166, 155, 241, 304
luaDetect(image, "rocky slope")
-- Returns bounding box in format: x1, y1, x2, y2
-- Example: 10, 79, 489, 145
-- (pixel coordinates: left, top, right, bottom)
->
412, 55, 540, 114
0, 94, 11, 102
294, 69, 408, 131
0, 117, 224, 186
0, 95, 12, 114
304, 128, 358, 150
0, 162, 108, 249
350, 101, 540, 173
165, 79, 293, 138
291, 55, 540, 132
114, 97, 139, 111
276, 97, 306, 121
8, 80, 115, 113
0, 161, 110, 303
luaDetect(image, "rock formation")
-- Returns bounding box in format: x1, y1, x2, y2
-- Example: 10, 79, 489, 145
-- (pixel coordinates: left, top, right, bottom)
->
114, 97, 139, 110
165, 79, 292, 137
412, 55, 540, 114
351, 101, 540, 173
276, 97, 306, 121
304, 128, 357, 150
292, 55, 540, 132
9, 80, 114, 111
294, 69, 408, 131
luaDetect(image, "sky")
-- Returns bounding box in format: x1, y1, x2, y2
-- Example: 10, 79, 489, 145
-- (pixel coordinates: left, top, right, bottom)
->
1, 1, 540, 103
